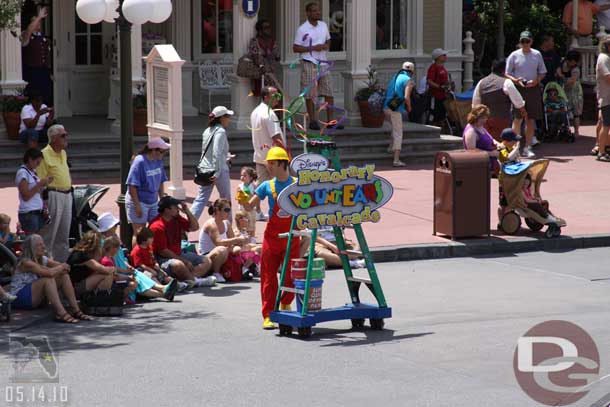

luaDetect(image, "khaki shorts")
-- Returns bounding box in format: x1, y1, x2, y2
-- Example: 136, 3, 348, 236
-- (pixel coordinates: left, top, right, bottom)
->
301, 61, 333, 98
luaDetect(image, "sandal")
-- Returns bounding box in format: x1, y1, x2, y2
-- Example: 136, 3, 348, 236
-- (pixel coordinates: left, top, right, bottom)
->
591, 146, 599, 156
71, 309, 94, 321
55, 312, 78, 324
597, 153, 610, 162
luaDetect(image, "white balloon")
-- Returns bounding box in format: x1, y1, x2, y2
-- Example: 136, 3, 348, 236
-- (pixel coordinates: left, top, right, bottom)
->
76, 0, 107, 25
103, 0, 119, 23
149, 0, 172, 24
122, 0, 152, 25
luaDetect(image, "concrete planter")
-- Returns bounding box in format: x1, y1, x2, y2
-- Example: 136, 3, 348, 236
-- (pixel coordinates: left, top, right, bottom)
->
2, 112, 20, 140
357, 100, 384, 128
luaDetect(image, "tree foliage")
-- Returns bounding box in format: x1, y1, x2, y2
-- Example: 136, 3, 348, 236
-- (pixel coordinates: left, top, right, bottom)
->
465, 0, 567, 78
0, 0, 24, 32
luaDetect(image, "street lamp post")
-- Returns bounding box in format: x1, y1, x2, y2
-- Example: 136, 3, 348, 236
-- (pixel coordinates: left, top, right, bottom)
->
76, 0, 172, 248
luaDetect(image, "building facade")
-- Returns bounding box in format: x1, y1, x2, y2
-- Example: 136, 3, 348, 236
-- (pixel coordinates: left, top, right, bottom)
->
0, 0, 465, 130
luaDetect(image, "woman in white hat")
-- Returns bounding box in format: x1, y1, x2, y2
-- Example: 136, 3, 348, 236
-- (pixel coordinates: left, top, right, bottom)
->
191, 106, 234, 220
125, 137, 171, 242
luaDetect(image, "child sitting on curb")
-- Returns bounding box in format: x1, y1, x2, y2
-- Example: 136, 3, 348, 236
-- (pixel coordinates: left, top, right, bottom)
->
234, 210, 262, 277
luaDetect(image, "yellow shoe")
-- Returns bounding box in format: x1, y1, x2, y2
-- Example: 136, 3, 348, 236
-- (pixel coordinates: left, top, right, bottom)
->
279, 303, 292, 311
262, 317, 276, 330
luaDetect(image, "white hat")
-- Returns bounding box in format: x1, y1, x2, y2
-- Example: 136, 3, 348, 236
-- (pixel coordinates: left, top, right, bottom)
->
210, 106, 235, 118
402, 61, 415, 72
147, 137, 171, 150
431, 48, 448, 60
96, 212, 120, 233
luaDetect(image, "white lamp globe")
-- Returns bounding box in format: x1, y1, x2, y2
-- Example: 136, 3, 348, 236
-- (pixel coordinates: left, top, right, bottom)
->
122, 0, 152, 25
103, 0, 119, 23
76, 0, 107, 25
149, 0, 172, 23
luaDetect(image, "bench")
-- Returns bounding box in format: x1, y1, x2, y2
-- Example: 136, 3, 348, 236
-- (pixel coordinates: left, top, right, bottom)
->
198, 57, 233, 114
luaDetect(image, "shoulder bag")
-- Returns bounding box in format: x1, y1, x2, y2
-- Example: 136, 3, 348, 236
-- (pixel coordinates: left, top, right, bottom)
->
194, 128, 218, 186
387, 71, 405, 111
236, 40, 263, 79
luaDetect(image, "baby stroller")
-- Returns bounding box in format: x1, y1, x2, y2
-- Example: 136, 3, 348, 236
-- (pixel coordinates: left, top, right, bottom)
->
443, 88, 473, 136
0, 243, 17, 321
69, 185, 110, 246
499, 159, 566, 238
541, 82, 574, 142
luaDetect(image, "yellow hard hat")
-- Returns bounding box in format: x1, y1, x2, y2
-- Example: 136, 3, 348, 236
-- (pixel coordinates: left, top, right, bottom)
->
266, 147, 290, 161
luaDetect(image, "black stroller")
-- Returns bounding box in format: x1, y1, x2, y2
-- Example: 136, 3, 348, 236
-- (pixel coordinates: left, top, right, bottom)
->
0, 243, 17, 321
69, 185, 110, 246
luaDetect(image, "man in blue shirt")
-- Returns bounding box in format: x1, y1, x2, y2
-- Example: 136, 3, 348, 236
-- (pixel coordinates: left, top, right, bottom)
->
245, 147, 299, 329
383, 61, 415, 167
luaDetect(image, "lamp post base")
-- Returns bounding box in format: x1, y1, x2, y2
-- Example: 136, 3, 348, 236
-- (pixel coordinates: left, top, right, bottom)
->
116, 193, 132, 249
167, 185, 186, 200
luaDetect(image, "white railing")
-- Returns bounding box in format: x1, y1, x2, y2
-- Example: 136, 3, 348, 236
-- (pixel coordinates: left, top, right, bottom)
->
574, 45, 597, 85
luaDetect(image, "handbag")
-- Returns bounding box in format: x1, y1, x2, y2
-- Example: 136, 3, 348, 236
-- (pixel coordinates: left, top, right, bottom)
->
80, 282, 126, 316
236, 56, 262, 79
194, 128, 218, 186
386, 71, 405, 111
221, 253, 244, 282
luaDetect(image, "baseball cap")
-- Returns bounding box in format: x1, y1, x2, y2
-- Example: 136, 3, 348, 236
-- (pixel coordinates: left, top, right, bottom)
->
147, 137, 171, 150
210, 106, 235, 118
96, 212, 120, 233
431, 48, 448, 60
500, 128, 522, 142
519, 31, 533, 40
158, 195, 182, 213
402, 61, 415, 72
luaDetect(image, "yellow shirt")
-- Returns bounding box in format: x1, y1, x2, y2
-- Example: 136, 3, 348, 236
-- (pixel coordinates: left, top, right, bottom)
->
498, 144, 517, 184
38, 145, 72, 190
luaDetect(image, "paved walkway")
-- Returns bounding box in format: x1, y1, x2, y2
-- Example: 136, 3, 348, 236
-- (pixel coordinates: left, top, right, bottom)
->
0, 124, 607, 247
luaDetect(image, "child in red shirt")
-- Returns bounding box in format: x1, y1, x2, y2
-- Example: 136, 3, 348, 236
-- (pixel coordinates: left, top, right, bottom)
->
130, 227, 179, 287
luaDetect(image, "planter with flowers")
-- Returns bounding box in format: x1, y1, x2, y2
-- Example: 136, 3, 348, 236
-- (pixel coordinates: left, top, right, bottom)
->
0, 92, 27, 140
355, 65, 385, 128
133, 85, 148, 136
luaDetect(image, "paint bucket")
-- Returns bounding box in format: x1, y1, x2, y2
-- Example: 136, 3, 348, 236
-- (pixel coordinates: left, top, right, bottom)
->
294, 279, 324, 312
291, 258, 326, 280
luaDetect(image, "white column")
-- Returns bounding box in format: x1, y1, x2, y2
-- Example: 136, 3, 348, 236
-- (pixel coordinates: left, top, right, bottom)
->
443, 0, 463, 55
463, 31, 475, 90
171, 0, 197, 116
230, 0, 257, 130
341, 0, 372, 126
0, 22, 28, 94
280, 0, 301, 99
410, 0, 424, 55
131, 24, 144, 84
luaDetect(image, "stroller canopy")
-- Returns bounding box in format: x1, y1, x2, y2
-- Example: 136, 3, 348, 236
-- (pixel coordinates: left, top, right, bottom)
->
73, 185, 110, 218
543, 82, 568, 104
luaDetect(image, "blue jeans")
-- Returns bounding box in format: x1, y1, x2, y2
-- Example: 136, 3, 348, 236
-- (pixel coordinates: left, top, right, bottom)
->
191, 168, 232, 220
19, 128, 47, 145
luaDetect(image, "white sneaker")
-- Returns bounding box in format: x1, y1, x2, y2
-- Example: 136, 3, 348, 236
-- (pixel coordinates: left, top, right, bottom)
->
531, 136, 540, 146
212, 272, 226, 283
546, 214, 558, 223
521, 146, 536, 158
256, 211, 268, 222
349, 259, 366, 269
195, 276, 217, 287
176, 281, 189, 292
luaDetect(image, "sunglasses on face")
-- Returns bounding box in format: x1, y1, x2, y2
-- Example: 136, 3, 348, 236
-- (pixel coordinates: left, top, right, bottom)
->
520, 39, 532, 44
59, 133, 68, 138
221, 207, 231, 213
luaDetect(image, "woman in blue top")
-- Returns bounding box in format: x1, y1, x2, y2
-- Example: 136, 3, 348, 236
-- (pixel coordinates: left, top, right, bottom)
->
383, 61, 415, 167
126, 137, 170, 240
191, 106, 234, 220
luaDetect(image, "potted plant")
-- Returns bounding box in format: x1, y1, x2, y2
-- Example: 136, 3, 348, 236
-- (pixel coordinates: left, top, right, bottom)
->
355, 65, 385, 128
133, 85, 147, 136
0, 91, 27, 140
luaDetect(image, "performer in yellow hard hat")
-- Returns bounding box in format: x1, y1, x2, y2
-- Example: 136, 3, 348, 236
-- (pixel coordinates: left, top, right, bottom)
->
244, 147, 298, 329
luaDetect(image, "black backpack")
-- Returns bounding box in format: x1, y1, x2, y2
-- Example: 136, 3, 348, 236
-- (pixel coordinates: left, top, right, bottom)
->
80, 282, 126, 316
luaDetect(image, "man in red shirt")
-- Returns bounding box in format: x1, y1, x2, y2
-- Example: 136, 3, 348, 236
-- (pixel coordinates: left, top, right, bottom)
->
149, 196, 217, 287
427, 48, 450, 126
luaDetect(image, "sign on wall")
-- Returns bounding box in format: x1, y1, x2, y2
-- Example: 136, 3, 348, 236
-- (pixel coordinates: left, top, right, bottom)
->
277, 157, 394, 230
241, 0, 259, 18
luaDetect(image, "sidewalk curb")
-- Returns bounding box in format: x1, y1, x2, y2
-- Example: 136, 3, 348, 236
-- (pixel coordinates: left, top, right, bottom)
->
371, 234, 610, 262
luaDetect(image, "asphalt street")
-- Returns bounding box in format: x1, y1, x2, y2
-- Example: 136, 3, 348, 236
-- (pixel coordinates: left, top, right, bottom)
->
2, 248, 610, 407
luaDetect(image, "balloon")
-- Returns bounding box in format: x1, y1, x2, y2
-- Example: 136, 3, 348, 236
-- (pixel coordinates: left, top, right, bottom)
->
149, 0, 172, 24
76, 0, 107, 25
103, 0, 119, 23
121, 0, 152, 25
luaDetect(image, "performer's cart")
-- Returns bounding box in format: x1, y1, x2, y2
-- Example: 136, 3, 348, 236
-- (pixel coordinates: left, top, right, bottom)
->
270, 140, 393, 338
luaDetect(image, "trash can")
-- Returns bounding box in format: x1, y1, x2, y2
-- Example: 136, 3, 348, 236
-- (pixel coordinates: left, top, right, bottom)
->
433, 150, 490, 239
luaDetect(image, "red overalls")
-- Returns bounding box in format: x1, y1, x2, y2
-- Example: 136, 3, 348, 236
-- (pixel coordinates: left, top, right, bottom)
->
260, 179, 300, 318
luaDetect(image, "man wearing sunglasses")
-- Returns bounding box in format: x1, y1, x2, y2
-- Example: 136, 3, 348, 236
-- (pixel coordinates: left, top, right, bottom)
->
505, 31, 547, 158
37, 124, 72, 262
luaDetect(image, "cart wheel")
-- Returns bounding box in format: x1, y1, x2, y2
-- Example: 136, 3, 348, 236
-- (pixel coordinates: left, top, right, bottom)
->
351, 318, 365, 329
279, 324, 293, 336
544, 225, 559, 239
370, 318, 385, 330
525, 218, 544, 232
297, 327, 312, 338
501, 211, 521, 235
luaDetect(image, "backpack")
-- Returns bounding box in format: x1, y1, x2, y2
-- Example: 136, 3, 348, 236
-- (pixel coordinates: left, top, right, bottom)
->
80, 282, 126, 316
